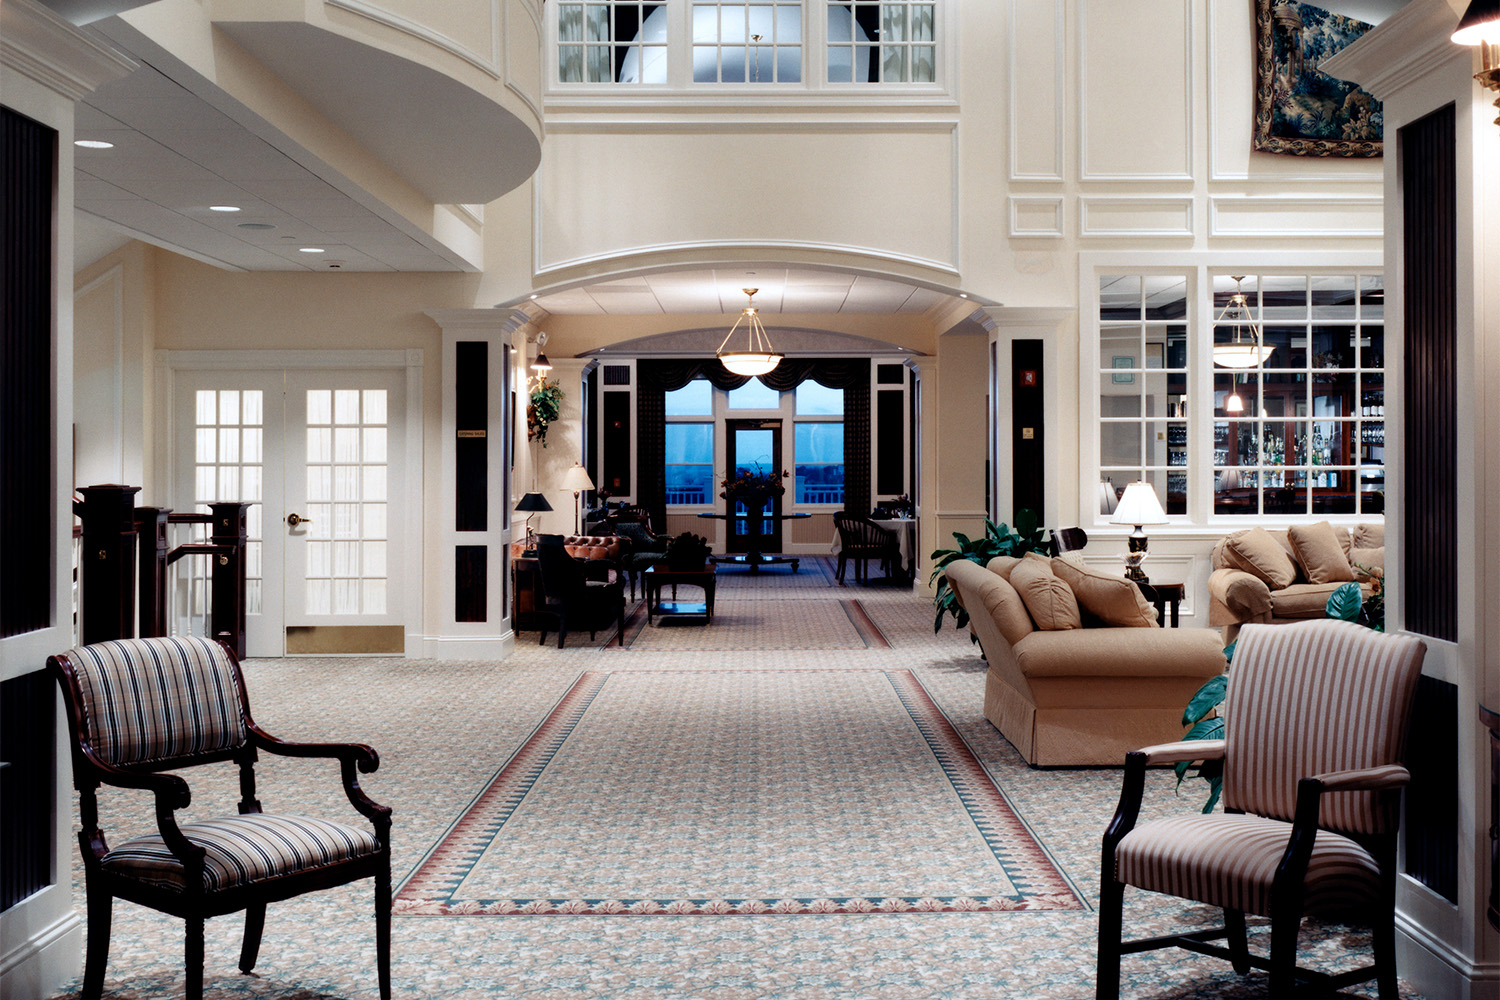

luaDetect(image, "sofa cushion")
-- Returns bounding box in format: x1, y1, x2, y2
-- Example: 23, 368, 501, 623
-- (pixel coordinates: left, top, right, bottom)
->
986, 555, 1022, 581
1270, 582, 1359, 620
1287, 522, 1356, 585
1009, 553, 1081, 630
946, 559, 1033, 646
1012, 627, 1226, 679
1353, 523, 1384, 550
1222, 528, 1299, 590
1051, 554, 1158, 627
1349, 546, 1384, 579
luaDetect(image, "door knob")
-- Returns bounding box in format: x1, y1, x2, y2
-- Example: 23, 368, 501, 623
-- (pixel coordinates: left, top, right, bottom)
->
286, 512, 312, 527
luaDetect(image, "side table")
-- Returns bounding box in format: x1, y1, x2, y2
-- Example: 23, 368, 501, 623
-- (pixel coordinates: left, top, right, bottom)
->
1139, 581, 1185, 628
644, 564, 717, 624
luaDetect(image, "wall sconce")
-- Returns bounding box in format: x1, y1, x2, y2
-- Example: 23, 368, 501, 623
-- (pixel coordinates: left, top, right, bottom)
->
1454, 0, 1500, 128
530, 331, 553, 380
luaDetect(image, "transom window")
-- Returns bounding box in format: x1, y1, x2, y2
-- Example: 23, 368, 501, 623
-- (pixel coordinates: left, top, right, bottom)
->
554, 1, 941, 88
1096, 270, 1384, 520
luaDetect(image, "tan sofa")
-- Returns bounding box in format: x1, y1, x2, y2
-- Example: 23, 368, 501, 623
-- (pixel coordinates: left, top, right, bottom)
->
1208, 522, 1383, 641
945, 556, 1226, 767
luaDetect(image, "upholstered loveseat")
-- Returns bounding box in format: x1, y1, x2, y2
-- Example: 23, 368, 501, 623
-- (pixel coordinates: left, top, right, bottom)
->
1207, 522, 1383, 641
945, 553, 1226, 767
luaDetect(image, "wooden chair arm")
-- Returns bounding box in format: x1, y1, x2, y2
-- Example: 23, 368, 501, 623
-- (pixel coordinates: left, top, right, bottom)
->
247, 724, 390, 827
78, 745, 193, 809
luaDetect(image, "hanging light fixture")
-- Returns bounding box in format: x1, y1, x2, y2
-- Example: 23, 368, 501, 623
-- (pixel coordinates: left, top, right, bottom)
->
717, 287, 782, 377
1212, 276, 1274, 369
1453, 0, 1500, 130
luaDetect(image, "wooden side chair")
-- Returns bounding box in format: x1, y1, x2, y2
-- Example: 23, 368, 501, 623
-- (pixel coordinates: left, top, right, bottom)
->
536, 541, 627, 647
1096, 619, 1426, 1000
1049, 526, 1088, 556
832, 511, 900, 584
49, 635, 391, 1000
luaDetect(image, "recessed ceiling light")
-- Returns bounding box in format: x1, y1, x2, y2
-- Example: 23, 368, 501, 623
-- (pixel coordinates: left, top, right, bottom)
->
960, 293, 968, 299
74, 139, 114, 149
299, 247, 325, 254
530, 294, 538, 300
209, 205, 241, 213
237, 223, 275, 230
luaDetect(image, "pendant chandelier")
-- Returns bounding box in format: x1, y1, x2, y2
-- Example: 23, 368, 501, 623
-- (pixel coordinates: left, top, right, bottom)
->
1212, 276, 1274, 369
717, 287, 782, 377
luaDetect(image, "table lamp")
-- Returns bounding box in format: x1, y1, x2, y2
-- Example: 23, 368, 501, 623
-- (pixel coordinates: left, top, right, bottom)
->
1110, 481, 1168, 583
515, 491, 552, 551
561, 464, 595, 534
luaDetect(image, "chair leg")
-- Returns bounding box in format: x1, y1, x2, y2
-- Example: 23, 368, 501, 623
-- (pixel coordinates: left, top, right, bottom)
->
1267, 911, 1301, 997
82, 887, 111, 1000
185, 915, 205, 1000
376, 866, 392, 1000
1224, 908, 1250, 975
239, 903, 266, 974
836, 554, 846, 584
1095, 876, 1124, 1000
1373, 916, 1400, 1000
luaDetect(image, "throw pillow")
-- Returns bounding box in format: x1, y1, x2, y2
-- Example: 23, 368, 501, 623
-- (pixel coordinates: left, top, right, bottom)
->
1009, 553, 1082, 630
1222, 527, 1299, 590
1287, 521, 1356, 585
1349, 546, 1384, 579
1354, 523, 1385, 549
986, 555, 1022, 581
1051, 554, 1158, 627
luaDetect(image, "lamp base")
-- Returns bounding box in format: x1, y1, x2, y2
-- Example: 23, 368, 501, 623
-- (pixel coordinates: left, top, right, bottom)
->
1122, 528, 1149, 583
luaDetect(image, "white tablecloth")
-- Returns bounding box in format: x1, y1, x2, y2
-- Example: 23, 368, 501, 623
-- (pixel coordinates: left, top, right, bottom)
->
830, 518, 916, 572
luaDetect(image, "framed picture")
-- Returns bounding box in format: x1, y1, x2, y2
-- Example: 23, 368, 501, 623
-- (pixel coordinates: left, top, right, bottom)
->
1112, 356, 1135, 384
1253, 0, 1382, 158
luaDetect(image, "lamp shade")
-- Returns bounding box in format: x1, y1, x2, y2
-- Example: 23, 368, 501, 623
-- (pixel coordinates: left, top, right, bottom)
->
530, 352, 552, 372
1454, 0, 1500, 44
1110, 481, 1168, 526
562, 464, 595, 492
515, 491, 553, 513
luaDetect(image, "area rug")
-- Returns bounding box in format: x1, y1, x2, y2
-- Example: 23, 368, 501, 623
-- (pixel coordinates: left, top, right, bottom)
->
394, 669, 1084, 916
622, 598, 890, 651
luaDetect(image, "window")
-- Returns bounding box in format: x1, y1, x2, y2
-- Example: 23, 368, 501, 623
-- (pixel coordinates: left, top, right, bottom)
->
193, 390, 264, 615
727, 378, 780, 408
794, 382, 843, 504
559, 2, 667, 83
1096, 270, 1384, 520
553, 1, 941, 89
827, 3, 935, 82
665, 379, 715, 504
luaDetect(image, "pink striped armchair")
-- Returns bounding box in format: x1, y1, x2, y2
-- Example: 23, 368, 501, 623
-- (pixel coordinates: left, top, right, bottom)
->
1096, 619, 1426, 1000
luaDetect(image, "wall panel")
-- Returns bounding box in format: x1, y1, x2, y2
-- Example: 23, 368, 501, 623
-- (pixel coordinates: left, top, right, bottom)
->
1079, 0, 1193, 181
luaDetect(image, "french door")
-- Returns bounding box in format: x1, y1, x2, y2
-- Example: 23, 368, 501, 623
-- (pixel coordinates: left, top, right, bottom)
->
725, 419, 782, 554
172, 366, 411, 657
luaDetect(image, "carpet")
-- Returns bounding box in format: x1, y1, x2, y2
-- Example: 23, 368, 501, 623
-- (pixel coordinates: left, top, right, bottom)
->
394, 669, 1083, 916
622, 598, 890, 651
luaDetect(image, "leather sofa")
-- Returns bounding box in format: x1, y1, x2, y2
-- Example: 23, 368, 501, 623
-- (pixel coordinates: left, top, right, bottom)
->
1207, 522, 1383, 641
945, 555, 1226, 767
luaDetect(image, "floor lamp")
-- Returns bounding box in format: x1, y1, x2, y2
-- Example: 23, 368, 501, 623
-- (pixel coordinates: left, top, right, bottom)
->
562, 464, 595, 534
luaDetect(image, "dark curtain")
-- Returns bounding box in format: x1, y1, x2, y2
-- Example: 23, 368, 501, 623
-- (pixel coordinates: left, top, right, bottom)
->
637, 359, 870, 532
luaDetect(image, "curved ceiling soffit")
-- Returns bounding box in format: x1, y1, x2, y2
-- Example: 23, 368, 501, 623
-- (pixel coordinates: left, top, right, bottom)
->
215, 20, 542, 204
581, 325, 927, 359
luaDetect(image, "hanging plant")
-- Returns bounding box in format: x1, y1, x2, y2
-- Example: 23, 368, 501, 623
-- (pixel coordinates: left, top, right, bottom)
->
527, 378, 562, 447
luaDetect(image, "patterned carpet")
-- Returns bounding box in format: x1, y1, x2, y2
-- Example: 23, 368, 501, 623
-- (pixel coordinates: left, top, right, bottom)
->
43, 556, 1424, 999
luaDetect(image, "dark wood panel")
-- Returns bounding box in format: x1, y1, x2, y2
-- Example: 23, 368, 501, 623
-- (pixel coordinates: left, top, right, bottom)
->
455, 545, 486, 623
1, 671, 54, 912
876, 389, 905, 496
1401, 104, 1457, 642
1404, 675, 1457, 902
455, 341, 487, 532
1012, 340, 1044, 517
603, 393, 632, 495
1, 108, 55, 638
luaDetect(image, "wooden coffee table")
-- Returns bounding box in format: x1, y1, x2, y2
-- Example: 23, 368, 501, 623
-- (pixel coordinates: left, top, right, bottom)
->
644, 564, 717, 624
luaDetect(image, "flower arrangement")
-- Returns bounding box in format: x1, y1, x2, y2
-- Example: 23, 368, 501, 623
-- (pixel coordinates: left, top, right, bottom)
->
719, 465, 789, 498
664, 532, 713, 571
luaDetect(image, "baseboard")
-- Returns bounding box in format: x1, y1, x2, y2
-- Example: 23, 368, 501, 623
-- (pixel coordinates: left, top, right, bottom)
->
1397, 913, 1500, 999
410, 632, 516, 659
0, 909, 82, 1000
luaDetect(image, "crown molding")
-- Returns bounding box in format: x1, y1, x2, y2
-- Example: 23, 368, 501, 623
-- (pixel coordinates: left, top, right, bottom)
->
2, 0, 136, 100
1320, 0, 1469, 100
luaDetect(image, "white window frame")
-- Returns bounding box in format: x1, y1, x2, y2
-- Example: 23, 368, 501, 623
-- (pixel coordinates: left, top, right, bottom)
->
664, 378, 717, 507
545, 0, 955, 106
792, 382, 845, 508
1078, 252, 1385, 531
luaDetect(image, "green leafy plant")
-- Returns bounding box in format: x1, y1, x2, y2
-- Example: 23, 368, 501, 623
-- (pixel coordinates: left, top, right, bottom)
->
1326, 565, 1384, 631
928, 510, 1048, 636
1177, 660, 1229, 814
528, 378, 563, 447
664, 531, 713, 571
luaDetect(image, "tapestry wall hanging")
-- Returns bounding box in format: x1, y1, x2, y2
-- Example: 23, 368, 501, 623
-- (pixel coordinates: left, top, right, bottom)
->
1253, 0, 1382, 157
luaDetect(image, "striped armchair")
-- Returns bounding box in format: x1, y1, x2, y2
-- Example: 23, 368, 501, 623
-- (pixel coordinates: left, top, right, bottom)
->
49, 636, 391, 1000
1097, 619, 1426, 1000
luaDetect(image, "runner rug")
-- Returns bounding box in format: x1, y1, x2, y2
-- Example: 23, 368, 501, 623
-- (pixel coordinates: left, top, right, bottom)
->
395, 669, 1083, 916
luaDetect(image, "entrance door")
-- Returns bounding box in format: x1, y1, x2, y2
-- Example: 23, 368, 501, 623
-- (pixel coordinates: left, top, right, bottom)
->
173, 367, 410, 657
725, 419, 782, 554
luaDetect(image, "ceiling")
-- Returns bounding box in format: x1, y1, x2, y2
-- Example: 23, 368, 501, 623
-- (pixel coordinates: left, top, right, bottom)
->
516, 267, 973, 318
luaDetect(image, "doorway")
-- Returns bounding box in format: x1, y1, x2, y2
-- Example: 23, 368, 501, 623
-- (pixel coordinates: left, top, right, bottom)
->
169, 361, 415, 657
725, 419, 782, 553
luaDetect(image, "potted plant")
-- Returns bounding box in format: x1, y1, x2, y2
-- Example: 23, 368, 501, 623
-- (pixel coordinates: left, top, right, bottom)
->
928, 510, 1048, 635
528, 378, 563, 447
664, 532, 713, 572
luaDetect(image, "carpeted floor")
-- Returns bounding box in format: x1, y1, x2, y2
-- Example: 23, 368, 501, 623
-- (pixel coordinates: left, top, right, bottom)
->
45, 557, 1423, 999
